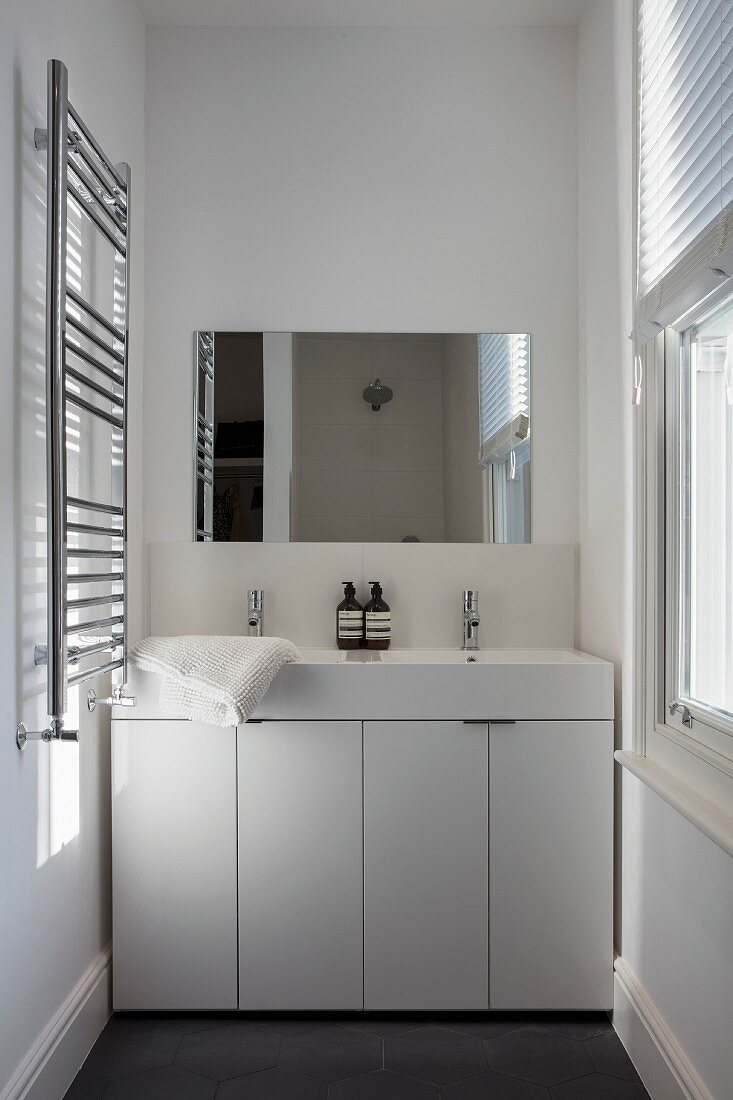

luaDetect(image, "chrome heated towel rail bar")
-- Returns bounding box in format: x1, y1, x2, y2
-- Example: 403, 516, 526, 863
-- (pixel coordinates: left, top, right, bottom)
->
17, 59, 135, 749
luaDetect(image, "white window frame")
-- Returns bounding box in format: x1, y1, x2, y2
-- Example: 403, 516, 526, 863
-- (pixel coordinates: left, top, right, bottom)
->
482, 437, 531, 545
636, 287, 733, 803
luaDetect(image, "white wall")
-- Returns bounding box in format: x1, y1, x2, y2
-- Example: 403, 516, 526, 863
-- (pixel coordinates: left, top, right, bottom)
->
0, 1, 145, 1095
619, 771, 733, 1100
150, 541, 576, 650
144, 25, 578, 559
576, 0, 630, 707
578, 4, 733, 1098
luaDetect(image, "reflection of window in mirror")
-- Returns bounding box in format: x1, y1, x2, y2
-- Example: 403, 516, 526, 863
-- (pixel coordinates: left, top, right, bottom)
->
477, 333, 531, 543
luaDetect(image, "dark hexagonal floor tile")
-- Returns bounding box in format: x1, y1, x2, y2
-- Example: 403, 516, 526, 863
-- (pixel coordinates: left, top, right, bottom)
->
279, 1025, 381, 1083
550, 1072, 650, 1099
143, 1014, 238, 1035
440, 1015, 527, 1041
526, 1014, 612, 1041
443, 1070, 551, 1099
174, 1023, 280, 1080
81, 1020, 180, 1079
247, 1017, 336, 1037
384, 1025, 486, 1086
585, 1033, 641, 1083
63, 1068, 108, 1099
330, 1070, 440, 1098
340, 1016, 431, 1038
485, 1029, 593, 1087
101, 1017, 180, 1042
103, 1065, 217, 1098
217, 1066, 329, 1098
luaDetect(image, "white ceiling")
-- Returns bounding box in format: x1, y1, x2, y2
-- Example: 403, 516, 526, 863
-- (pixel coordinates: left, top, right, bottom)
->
138, 0, 586, 28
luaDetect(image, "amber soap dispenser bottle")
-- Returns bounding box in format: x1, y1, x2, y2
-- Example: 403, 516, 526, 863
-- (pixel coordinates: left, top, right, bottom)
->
336, 581, 364, 650
364, 581, 391, 650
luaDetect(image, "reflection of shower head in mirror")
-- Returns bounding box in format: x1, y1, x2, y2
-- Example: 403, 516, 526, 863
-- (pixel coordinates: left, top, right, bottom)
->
362, 378, 394, 411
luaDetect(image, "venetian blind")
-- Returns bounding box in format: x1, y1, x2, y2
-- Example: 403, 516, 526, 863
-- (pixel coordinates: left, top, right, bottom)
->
636, 0, 733, 339
477, 333, 530, 466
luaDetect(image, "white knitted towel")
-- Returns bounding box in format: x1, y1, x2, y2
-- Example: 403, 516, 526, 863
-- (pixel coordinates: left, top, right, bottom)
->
130, 635, 302, 727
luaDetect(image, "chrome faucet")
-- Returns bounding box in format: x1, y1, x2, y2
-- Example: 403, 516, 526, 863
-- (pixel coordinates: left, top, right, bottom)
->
247, 589, 263, 637
462, 590, 480, 650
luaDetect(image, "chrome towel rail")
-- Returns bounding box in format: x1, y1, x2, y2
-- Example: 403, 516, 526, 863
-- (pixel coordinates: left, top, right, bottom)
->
17, 59, 135, 750
67, 495, 124, 515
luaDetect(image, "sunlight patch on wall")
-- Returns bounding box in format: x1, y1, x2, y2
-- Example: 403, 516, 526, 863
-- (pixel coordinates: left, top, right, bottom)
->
36, 688, 81, 867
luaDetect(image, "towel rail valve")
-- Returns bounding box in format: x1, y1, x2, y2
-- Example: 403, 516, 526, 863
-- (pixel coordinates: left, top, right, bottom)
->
16, 718, 79, 750
87, 687, 136, 713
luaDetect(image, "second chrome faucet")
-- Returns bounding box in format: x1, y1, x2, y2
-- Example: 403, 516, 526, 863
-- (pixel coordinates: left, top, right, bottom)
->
462, 590, 480, 651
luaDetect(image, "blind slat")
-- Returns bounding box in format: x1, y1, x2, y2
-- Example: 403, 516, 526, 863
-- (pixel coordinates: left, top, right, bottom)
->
635, 0, 733, 342
477, 334, 530, 466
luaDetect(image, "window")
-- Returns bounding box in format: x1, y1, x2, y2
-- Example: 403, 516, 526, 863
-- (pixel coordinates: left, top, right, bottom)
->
477, 333, 530, 544
636, 1, 733, 785
668, 296, 733, 746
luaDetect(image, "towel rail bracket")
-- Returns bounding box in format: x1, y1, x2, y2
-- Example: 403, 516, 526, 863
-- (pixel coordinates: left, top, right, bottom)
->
34, 126, 80, 153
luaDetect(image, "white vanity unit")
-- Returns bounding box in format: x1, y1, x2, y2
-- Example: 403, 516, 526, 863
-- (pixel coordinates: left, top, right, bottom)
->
112, 648, 614, 1013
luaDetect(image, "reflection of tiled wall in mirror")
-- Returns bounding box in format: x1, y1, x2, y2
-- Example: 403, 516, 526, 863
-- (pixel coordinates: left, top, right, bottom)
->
294, 334, 447, 543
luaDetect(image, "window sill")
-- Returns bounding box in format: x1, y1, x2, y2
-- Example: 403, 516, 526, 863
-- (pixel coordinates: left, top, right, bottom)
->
615, 749, 733, 860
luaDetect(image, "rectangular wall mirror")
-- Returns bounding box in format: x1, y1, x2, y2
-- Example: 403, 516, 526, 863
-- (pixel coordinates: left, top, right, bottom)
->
195, 332, 531, 544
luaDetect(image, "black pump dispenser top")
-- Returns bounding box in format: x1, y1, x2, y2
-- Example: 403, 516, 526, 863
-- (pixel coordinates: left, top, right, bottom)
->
369, 581, 382, 599
342, 581, 356, 599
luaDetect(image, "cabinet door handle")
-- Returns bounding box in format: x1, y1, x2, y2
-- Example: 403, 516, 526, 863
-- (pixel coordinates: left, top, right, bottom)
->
490, 720, 516, 725
462, 720, 489, 725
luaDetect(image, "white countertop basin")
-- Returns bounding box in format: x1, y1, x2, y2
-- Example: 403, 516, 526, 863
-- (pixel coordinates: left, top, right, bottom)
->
118, 646, 614, 723
296, 648, 350, 663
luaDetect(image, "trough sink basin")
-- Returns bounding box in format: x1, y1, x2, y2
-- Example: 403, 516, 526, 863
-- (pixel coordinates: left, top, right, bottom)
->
297, 647, 593, 665
373, 648, 591, 665
256, 646, 613, 722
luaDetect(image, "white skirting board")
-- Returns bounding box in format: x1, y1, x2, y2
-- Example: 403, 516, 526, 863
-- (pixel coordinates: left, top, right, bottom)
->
613, 958, 712, 1100
0, 945, 111, 1100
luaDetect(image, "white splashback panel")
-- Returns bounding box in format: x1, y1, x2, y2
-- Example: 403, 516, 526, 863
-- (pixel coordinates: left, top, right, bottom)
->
150, 542, 576, 649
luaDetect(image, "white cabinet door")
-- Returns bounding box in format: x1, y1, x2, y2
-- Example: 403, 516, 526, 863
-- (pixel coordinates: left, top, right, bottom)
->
238, 721, 363, 1009
489, 720, 614, 1010
112, 720, 238, 1010
363, 720, 489, 1010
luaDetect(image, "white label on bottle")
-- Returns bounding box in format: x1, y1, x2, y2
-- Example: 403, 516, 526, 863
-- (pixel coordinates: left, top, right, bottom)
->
338, 610, 363, 639
366, 611, 391, 639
